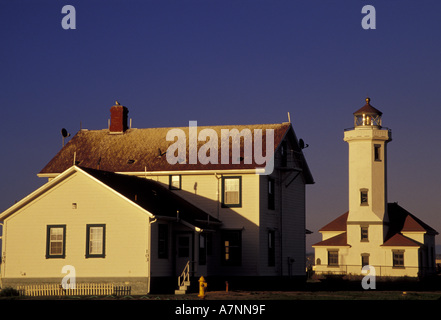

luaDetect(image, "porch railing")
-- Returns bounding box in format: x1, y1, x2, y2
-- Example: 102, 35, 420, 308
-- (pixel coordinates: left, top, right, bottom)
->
178, 261, 190, 288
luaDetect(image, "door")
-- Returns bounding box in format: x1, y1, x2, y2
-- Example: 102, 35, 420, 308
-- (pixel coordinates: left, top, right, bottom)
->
175, 233, 192, 276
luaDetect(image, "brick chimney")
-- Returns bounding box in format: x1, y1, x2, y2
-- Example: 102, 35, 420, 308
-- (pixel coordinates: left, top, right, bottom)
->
109, 103, 129, 133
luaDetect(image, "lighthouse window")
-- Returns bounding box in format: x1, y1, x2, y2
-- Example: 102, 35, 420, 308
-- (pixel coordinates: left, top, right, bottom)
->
361, 226, 369, 241
393, 250, 405, 268
374, 145, 381, 161
360, 189, 368, 206
328, 250, 339, 266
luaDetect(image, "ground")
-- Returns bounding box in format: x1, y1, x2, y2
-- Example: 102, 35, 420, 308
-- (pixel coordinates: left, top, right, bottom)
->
10, 289, 441, 300
8, 277, 441, 300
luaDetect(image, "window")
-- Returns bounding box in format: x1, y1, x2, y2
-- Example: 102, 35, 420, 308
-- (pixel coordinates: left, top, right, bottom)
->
360, 189, 369, 206
374, 144, 381, 161
361, 226, 369, 242
280, 141, 287, 167
222, 230, 242, 266
46, 225, 66, 259
206, 233, 213, 256
199, 234, 206, 265
169, 175, 181, 190
222, 176, 242, 207
361, 254, 370, 267
158, 224, 169, 259
268, 178, 275, 210
268, 230, 275, 266
328, 250, 339, 266
86, 224, 106, 258
393, 250, 405, 268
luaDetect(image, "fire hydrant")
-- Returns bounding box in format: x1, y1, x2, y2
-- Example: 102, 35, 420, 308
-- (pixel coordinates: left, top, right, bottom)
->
198, 276, 207, 299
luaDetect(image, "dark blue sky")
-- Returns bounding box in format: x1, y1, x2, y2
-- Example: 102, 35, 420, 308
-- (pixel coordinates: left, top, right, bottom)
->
1, 0, 440, 250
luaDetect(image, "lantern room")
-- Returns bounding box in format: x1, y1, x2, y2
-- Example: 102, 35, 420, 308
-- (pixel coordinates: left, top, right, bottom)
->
353, 97, 383, 127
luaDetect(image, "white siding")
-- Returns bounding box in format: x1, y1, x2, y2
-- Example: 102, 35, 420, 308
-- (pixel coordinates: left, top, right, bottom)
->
2, 172, 151, 281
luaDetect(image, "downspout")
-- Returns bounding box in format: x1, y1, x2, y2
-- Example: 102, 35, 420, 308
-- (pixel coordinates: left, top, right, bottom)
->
148, 217, 157, 293
214, 173, 222, 220
0, 221, 4, 288
279, 170, 283, 277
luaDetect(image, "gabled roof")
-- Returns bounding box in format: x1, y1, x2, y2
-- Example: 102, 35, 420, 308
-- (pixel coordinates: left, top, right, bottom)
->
318, 211, 348, 232
314, 203, 437, 247
386, 202, 438, 238
381, 233, 421, 247
38, 123, 314, 183
312, 232, 350, 247
0, 166, 220, 231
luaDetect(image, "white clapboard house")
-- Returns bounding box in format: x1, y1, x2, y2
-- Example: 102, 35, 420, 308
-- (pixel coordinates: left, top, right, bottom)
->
0, 103, 313, 294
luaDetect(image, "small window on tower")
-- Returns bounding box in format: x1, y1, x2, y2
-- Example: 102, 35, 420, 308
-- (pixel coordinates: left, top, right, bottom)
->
374, 145, 381, 161
361, 254, 370, 267
361, 226, 369, 241
360, 189, 368, 206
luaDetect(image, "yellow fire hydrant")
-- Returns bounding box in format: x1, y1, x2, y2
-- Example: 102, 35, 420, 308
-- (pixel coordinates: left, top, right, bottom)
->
198, 276, 207, 299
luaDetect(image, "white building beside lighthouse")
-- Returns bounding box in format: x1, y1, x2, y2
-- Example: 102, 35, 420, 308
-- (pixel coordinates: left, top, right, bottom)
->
313, 98, 438, 277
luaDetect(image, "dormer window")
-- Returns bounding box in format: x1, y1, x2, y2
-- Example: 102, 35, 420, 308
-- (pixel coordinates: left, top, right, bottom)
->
169, 175, 181, 190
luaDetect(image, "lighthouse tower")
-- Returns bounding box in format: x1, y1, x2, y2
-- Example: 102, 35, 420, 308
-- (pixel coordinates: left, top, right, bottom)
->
343, 98, 392, 245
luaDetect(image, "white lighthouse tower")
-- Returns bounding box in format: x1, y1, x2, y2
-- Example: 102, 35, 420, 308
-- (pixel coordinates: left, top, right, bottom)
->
344, 98, 392, 247
313, 98, 437, 277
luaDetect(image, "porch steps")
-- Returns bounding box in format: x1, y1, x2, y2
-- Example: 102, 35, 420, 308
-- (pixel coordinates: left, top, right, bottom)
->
175, 281, 191, 295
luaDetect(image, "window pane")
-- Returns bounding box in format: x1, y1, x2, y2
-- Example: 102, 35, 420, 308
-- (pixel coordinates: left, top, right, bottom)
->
50, 242, 63, 255
268, 231, 275, 266
393, 251, 404, 267
170, 175, 181, 189
50, 228, 64, 255
268, 178, 275, 210
361, 255, 369, 267
328, 251, 338, 266
224, 178, 240, 204
222, 231, 242, 266
361, 227, 369, 241
360, 190, 368, 205
88, 226, 104, 255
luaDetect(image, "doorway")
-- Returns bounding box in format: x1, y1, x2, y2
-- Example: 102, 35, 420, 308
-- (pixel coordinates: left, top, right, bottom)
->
175, 233, 193, 276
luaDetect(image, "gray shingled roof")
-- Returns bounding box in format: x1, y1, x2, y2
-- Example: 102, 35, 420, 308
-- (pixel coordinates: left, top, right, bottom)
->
39, 123, 314, 183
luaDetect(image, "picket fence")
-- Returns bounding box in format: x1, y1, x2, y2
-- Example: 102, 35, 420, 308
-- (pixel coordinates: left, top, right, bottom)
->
17, 283, 131, 297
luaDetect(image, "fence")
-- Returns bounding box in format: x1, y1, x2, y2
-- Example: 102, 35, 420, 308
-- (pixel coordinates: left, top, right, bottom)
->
17, 283, 131, 297
313, 264, 437, 278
